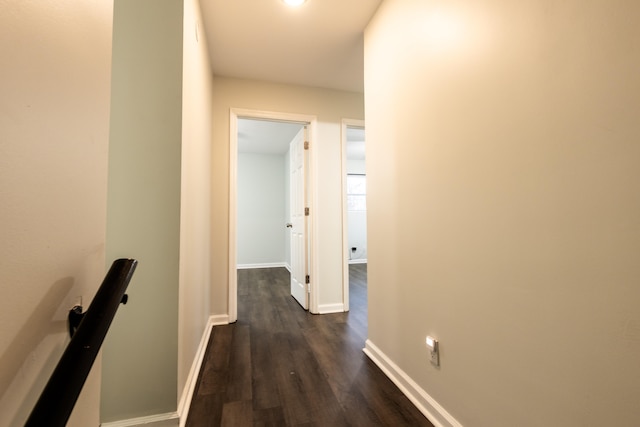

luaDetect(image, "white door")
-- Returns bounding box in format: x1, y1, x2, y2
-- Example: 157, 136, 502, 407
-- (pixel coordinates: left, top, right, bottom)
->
289, 127, 308, 309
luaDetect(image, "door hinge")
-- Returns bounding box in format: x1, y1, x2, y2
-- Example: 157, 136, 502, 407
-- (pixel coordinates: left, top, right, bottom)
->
304, 141, 309, 150
305, 275, 310, 284
305, 207, 310, 216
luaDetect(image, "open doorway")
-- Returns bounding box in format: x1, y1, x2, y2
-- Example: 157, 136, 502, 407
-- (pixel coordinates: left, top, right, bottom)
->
341, 119, 367, 312
236, 118, 302, 270
229, 109, 318, 322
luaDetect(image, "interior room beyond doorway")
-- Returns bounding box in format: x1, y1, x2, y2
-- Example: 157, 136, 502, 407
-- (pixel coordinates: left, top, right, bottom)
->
236, 118, 304, 270
229, 108, 318, 321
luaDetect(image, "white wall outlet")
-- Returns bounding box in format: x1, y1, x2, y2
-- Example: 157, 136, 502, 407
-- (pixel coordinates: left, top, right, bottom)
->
426, 336, 439, 366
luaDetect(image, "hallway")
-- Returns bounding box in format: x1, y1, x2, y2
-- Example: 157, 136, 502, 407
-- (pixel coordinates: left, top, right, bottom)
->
186, 266, 432, 426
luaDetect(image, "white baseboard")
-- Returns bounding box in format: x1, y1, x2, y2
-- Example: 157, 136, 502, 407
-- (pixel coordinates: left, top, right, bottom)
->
237, 262, 287, 269
101, 412, 179, 427
284, 262, 291, 272
176, 317, 216, 426
318, 303, 345, 314
363, 340, 462, 427
348, 259, 367, 265
209, 314, 230, 326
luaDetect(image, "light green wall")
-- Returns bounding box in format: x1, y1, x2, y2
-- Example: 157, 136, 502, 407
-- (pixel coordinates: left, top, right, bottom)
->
365, 0, 640, 426
238, 152, 288, 266
103, 0, 183, 421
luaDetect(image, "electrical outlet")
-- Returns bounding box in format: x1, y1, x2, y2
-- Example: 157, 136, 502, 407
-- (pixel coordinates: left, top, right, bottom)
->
426, 336, 439, 366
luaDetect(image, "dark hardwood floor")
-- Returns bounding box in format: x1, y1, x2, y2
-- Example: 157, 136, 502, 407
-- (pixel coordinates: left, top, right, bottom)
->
186, 265, 433, 427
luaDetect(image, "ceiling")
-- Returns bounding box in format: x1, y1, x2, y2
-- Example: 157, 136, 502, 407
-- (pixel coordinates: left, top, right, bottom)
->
238, 119, 303, 155
205, 1, 372, 159
199, 0, 382, 93
239, 118, 366, 160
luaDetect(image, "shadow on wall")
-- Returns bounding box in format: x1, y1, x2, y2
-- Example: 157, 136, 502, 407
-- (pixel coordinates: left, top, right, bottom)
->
0, 277, 74, 425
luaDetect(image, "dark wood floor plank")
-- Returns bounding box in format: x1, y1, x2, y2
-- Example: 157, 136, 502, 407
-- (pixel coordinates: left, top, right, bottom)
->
353, 358, 433, 426
289, 345, 350, 426
198, 326, 233, 395
252, 406, 286, 426
269, 331, 315, 425
221, 400, 253, 427
186, 265, 433, 427
249, 331, 280, 411
186, 392, 224, 427
347, 263, 368, 342
226, 324, 252, 402
301, 319, 365, 406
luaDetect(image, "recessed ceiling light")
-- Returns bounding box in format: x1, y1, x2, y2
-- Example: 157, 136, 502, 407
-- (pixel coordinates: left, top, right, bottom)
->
283, 0, 307, 6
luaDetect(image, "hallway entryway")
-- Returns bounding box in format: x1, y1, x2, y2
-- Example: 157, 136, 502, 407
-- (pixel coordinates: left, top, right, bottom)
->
229, 109, 319, 321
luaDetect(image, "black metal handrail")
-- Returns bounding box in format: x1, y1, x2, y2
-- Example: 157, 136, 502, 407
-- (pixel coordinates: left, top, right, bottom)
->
25, 258, 138, 427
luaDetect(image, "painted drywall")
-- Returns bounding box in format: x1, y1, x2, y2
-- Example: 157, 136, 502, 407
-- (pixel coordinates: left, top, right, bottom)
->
237, 153, 287, 266
211, 78, 364, 314
178, 0, 213, 411
365, 1, 640, 426
0, 0, 113, 425
347, 210, 367, 262
103, 0, 183, 422
347, 159, 366, 175
347, 160, 367, 261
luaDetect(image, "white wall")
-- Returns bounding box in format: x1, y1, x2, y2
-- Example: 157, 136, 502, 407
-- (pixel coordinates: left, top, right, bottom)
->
0, 1, 113, 425
237, 152, 287, 266
211, 78, 364, 314
178, 0, 213, 413
103, 0, 183, 422
347, 159, 366, 175
347, 160, 367, 261
365, 1, 640, 426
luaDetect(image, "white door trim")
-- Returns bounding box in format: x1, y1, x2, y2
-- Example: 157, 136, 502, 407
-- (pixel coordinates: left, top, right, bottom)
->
229, 108, 319, 321
340, 119, 365, 312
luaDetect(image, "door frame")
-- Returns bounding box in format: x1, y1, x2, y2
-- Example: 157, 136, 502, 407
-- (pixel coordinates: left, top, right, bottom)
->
229, 108, 319, 322
340, 118, 366, 311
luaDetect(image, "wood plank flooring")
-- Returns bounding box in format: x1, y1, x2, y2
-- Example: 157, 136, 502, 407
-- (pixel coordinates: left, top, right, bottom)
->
186, 265, 433, 427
